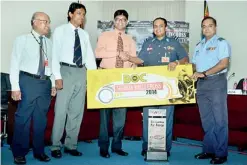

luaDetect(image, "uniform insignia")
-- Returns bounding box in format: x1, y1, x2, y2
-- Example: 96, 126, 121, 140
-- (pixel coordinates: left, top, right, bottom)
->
218, 37, 225, 41
144, 36, 152, 42
195, 50, 199, 56
206, 47, 216, 51
167, 46, 174, 51
147, 44, 153, 51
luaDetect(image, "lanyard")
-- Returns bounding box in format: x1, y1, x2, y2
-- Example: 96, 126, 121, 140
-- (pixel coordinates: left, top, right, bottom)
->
31, 31, 48, 60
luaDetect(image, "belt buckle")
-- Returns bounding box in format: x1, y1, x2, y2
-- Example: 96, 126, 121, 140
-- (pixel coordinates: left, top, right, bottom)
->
40, 75, 46, 80
79, 64, 85, 68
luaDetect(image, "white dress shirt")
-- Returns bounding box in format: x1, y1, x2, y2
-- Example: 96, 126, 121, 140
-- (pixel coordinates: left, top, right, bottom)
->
52, 22, 97, 80
9, 30, 54, 91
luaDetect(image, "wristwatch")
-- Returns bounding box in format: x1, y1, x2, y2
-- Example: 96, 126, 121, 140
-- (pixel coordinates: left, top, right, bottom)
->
202, 71, 207, 77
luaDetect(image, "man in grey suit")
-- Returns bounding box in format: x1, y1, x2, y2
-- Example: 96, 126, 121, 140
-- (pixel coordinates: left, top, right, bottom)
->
51, 2, 97, 158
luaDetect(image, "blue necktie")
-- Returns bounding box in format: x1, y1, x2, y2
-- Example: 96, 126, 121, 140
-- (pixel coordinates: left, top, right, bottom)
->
37, 36, 45, 77
73, 29, 82, 66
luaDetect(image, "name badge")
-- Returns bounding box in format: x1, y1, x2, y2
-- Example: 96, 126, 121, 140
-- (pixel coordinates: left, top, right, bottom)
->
161, 57, 170, 63
44, 60, 48, 67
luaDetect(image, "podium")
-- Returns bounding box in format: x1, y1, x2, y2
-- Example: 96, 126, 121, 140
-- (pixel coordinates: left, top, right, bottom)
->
145, 109, 168, 161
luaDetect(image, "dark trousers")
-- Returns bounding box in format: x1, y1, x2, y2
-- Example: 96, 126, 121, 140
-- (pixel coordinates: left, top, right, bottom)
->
197, 73, 228, 157
98, 108, 126, 151
12, 73, 51, 157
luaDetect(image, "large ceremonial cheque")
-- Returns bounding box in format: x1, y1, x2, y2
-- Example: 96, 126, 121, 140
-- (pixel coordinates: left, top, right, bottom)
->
87, 64, 196, 109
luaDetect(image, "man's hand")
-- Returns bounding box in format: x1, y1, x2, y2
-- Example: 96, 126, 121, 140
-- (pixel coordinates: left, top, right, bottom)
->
119, 52, 130, 62
132, 64, 137, 70
168, 61, 178, 71
51, 87, 57, 96
55, 79, 63, 90
11, 91, 21, 101
191, 72, 205, 81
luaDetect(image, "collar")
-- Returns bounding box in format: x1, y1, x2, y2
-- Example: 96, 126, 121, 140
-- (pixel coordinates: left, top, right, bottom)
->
69, 22, 80, 32
114, 29, 125, 36
31, 30, 44, 41
202, 34, 218, 45
153, 35, 169, 42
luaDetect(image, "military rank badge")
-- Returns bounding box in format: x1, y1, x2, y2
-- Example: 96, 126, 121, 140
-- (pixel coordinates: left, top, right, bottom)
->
206, 47, 216, 51
167, 46, 174, 51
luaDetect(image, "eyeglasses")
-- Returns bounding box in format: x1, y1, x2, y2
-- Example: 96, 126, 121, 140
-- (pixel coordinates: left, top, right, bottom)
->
35, 19, 51, 25
114, 18, 128, 23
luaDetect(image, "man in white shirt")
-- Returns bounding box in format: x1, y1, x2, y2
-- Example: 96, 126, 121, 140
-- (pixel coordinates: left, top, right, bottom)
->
9, 12, 56, 164
51, 2, 97, 158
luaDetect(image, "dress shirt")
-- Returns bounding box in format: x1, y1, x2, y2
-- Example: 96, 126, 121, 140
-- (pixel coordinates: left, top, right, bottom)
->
9, 30, 54, 91
95, 30, 137, 68
52, 22, 97, 80
192, 35, 231, 74
139, 36, 187, 66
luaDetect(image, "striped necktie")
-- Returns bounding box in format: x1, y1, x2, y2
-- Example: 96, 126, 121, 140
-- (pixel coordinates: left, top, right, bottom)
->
73, 29, 82, 66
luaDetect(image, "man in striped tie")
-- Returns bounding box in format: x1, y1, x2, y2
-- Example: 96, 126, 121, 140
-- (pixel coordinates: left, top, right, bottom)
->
51, 2, 97, 159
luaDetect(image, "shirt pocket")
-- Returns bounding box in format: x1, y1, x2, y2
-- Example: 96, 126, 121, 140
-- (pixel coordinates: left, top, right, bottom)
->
106, 41, 117, 52
24, 44, 39, 60
167, 49, 176, 58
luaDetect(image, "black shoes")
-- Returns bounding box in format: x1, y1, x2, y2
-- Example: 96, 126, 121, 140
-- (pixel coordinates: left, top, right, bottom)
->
52, 148, 82, 158
112, 149, 128, 156
141, 150, 147, 156
64, 148, 83, 156
14, 156, 26, 164
210, 156, 227, 164
51, 150, 62, 158
14, 154, 50, 164
195, 152, 215, 159
34, 153, 50, 162
100, 149, 110, 158
167, 151, 171, 157
195, 153, 227, 164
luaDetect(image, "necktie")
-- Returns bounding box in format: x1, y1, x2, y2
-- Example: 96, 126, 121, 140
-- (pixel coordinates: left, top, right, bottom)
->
115, 32, 124, 68
73, 29, 82, 66
37, 36, 45, 77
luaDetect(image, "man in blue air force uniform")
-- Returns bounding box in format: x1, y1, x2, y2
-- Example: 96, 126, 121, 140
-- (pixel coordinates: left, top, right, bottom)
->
192, 16, 231, 165
137, 17, 189, 157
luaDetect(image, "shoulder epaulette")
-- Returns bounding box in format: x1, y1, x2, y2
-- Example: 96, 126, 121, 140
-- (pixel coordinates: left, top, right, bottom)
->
218, 37, 225, 41
144, 36, 152, 42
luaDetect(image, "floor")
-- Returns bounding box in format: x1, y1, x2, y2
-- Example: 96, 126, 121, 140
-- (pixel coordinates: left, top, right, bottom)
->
1, 139, 247, 165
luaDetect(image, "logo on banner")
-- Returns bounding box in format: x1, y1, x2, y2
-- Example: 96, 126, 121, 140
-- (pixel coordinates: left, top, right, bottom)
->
123, 73, 147, 83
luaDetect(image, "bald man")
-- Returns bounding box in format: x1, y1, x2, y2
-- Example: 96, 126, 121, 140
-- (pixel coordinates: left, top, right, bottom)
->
9, 12, 56, 164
